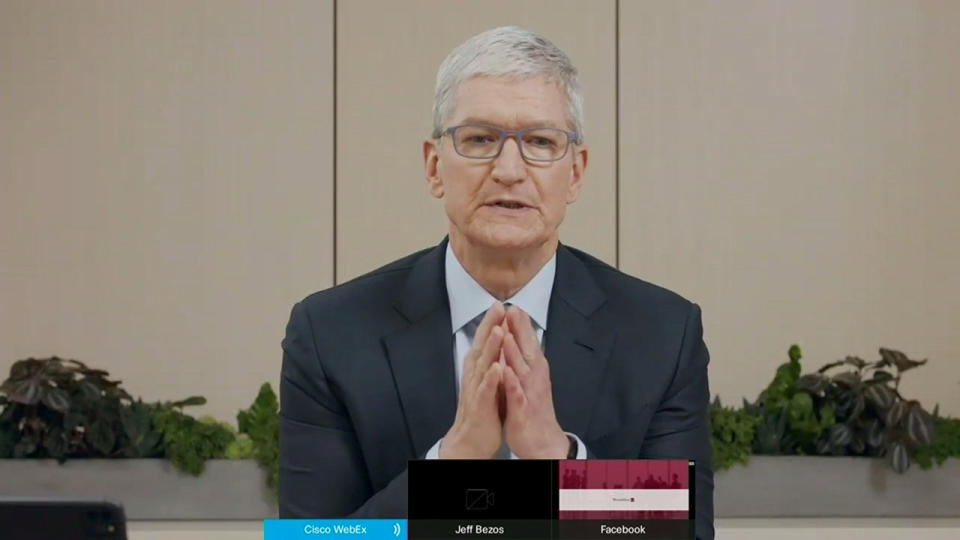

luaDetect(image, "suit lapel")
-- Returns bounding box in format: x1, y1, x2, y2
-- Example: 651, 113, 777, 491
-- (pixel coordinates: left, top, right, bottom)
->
382, 239, 458, 458
545, 244, 616, 440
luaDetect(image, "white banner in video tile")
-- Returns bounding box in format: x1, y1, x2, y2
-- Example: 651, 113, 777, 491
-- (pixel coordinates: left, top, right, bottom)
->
558, 489, 689, 511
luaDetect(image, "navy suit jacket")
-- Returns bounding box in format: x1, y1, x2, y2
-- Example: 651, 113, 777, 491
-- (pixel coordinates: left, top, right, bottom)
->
279, 238, 715, 539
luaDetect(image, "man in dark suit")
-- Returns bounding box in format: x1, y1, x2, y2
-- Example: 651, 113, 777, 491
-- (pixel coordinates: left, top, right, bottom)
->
280, 26, 714, 539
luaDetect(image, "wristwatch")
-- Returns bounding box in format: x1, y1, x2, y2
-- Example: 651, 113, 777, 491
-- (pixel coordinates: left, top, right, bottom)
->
566, 434, 578, 459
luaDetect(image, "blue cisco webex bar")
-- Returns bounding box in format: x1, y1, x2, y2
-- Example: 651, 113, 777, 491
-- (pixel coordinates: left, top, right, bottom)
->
264, 519, 407, 540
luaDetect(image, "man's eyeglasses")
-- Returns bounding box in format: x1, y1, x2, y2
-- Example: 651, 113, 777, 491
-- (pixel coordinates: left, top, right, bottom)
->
440, 124, 581, 162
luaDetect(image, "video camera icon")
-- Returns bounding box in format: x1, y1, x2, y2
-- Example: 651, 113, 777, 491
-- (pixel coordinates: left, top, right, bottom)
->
465, 488, 495, 510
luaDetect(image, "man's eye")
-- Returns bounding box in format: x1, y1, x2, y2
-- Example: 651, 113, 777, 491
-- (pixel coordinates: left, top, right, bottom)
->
466, 135, 495, 144
528, 137, 556, 147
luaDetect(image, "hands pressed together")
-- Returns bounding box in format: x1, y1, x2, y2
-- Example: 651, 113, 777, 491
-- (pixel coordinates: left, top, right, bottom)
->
439, 302, 571, 460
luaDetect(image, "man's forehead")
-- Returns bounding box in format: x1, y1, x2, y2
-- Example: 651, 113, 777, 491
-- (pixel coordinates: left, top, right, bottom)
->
448, 76, 568, 129
456, 115, 565, 130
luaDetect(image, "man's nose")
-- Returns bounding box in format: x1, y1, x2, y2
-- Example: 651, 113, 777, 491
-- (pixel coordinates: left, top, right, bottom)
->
491, 137, 527, 185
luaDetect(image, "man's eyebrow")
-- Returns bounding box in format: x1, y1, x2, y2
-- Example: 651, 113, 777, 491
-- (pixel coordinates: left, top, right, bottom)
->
458, 117, 566, 130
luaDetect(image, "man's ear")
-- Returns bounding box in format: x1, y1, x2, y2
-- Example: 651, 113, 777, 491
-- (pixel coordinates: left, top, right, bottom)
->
566, 144, 588, 204
424, 138, 444, 199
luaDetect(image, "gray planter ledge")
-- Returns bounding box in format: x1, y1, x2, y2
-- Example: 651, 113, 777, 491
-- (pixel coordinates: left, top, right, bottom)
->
0, 459, 276, 520
716, 456, 960, 517
2, 456, 958, 520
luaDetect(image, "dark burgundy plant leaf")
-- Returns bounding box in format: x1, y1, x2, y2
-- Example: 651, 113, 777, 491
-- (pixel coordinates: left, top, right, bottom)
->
866, 419, 885, 449
167, 396, 206, 408
796, 374, 827, 395
86, 416, 116, 455
818, 359, 846, 373
854, 393, 867, 419
850, 433, 866, 454
832, 371, 861, 388
829, 423, 853, 448
843, 356, 868, 369
885, 401, 907, 427
43, 426, 68, 459
905, 402, 935, 446
816, 438, 832, 455
4, 377, 48, 406
886, 440, 910, 473
65, 359, 110, 378
7, 358, 45, 382
77, 380, 102, 402
864, 383, 895, 411
879, 348, 927, 372
41, 387, 71, 413
63, 411, 85, 431
13, 434, 39, 458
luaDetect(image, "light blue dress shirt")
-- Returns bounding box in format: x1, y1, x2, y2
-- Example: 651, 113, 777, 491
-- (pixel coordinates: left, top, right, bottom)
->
424, 243, 587, 459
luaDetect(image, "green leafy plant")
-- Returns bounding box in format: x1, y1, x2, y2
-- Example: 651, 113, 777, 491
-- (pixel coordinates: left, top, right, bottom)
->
913, 410, 960, 469
150, 405, 235, 476
237, 383, 280, 497
5, 352, 952, 496
746, 346, 937, 473
751, 345, 836, 455
0, 358, 236, 476
710, 396, 761, 471
0, 356, 282, 498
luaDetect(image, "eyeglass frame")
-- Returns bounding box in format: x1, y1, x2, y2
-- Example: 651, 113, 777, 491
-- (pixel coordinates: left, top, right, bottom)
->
438, 123, 582, 163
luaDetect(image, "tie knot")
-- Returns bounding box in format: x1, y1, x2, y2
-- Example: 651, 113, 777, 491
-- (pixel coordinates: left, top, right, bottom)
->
463, 312, 484, 337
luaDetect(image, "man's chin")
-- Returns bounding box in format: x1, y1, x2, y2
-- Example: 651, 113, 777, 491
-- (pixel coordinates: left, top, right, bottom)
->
472, 228, 550, 253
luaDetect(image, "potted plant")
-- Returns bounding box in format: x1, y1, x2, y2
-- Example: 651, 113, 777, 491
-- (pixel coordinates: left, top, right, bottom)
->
0, 357, 280, 519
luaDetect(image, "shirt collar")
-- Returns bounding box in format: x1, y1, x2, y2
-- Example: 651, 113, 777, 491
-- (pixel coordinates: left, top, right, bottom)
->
445, 242, 556, 334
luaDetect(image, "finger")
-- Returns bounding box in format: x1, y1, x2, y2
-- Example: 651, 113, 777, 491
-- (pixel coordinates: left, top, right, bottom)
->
499, 315, 510, 365
476, 361, 503, 408
473, 302, 506, 350
503, 364, 526, 412
507, 308, 542, 368
502, 330, 531, 378
496, 383, 506, 421
464, 303, 505, 386
472, 325, 504, 391
499, 311, 512, 371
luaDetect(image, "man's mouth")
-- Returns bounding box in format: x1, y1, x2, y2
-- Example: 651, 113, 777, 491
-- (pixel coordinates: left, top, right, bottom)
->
491, 201, 528, 209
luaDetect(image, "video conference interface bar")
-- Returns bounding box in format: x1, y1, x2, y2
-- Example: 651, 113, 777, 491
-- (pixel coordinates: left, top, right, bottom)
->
265, 460, 694, 540
409, 459, 695, 540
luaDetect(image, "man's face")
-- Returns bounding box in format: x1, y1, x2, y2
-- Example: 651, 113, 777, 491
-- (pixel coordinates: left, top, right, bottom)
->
424, 76, 588, 253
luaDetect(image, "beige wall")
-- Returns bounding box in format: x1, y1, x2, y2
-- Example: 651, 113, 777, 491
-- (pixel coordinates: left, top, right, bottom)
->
2, 0, 958, 432
619, 0, 960, 415
0, 0, 334, 421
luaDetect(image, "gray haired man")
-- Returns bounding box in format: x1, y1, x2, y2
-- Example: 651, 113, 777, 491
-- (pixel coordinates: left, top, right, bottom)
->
280, 26, 714, 539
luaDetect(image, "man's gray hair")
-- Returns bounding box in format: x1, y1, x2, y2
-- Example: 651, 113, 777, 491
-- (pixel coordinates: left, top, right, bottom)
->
431, 26, 584, 140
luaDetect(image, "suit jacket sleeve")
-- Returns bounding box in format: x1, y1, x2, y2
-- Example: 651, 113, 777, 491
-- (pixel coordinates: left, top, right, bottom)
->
638, 302, 714, 540
279, 300, 408, 518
